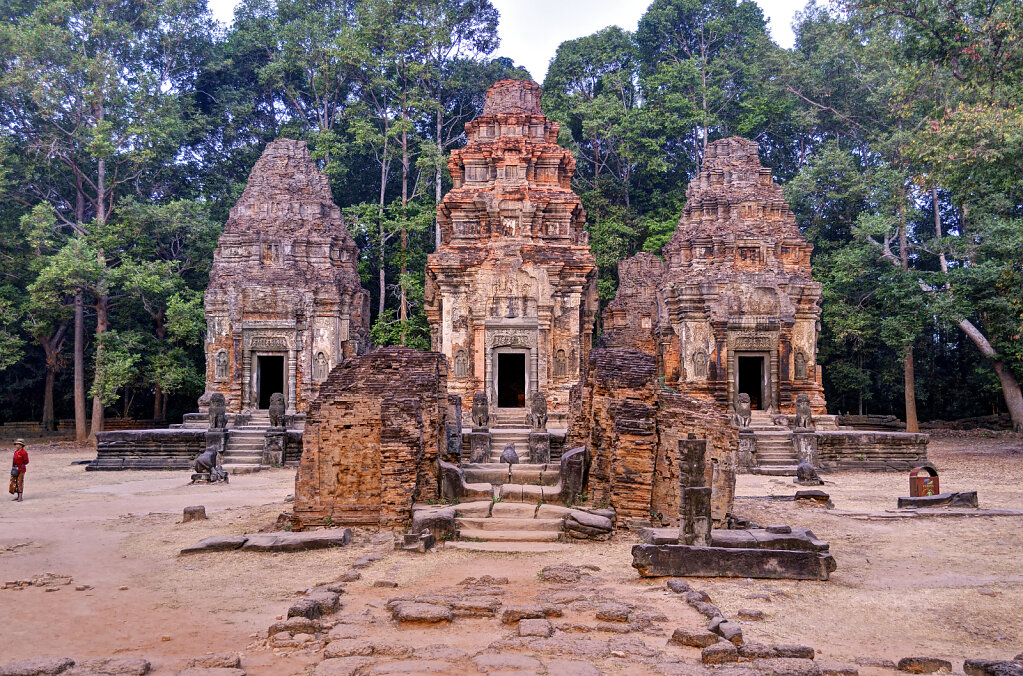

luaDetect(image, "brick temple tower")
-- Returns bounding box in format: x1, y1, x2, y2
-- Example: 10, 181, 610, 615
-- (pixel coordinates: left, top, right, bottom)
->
425, 79, 598, 425
605, 137, 826, 416
203, 139, 370, 414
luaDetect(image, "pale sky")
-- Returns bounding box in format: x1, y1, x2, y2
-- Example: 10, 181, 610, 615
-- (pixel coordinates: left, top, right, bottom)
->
206, 0, 804, 81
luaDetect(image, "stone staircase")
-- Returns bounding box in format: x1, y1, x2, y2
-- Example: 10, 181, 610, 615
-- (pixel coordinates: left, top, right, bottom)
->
749, 412, 799, 475
221, 411, 271, 474
488, 428, 532, 462
454, 462, 566, 542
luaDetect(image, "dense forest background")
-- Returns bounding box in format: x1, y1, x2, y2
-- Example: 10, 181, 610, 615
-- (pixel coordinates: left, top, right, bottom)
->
1, 0, 1021, 437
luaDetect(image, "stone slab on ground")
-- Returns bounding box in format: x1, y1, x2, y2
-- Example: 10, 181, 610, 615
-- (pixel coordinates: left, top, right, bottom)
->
443, 541, 569, 553
0, 658, 76, 676
240, 529, 352, 552
632, 544, 837, 580
313, 657, 374, 676
66, 657, 152, 675
897, 492, 979, 509
897, 657, 953, 673
179, 535, 249, 555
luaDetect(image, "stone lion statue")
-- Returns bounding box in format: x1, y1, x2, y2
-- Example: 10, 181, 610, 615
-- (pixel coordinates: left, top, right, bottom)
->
193, 448, 228, 483
529, 391, 548, 432
208, 393, 227, 430
795, 393, 814, 429
734, 393, 752, 428
471, 392, 489, 430
269, 392, 286, 428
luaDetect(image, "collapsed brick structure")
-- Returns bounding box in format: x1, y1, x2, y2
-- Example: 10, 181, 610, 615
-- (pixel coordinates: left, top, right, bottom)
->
203, 139, 370, 414
568, 349, 738, 526
293, 348, 449, 528
425, 79, 598, 425
607, 137, 826, 416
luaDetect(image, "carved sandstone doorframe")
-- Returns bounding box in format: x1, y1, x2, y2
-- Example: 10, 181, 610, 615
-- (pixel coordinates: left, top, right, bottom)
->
484, 325, 539, 414
242, 330, 298, 412
726, 331, 779, 414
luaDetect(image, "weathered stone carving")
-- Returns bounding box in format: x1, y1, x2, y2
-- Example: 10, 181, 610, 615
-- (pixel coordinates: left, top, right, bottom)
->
794, 350, 808, 380
795, 460, 823, 486
453, 349, 468, 379
693, 350, 708, 378
426, 80, 598, 425
471, 392, 489, 430
269, 392, 286, 429
444, 395, 463, 463
794, 393, 814, 429
203, 139, 370, 415
192, 448, 228, 484
209, 393, 227, 430
735, 393, 752, 428
529, 391, 548, 431
500, 443, 519, 465
313, 352, 329, 382
215, 351, 228, 382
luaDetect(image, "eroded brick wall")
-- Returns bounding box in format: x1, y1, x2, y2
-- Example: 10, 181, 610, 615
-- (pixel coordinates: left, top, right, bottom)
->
293, 348, 448, 529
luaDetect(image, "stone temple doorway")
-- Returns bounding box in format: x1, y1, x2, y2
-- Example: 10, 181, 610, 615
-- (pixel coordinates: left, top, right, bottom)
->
256, 355, 285, 409
496, 352, 527, 408
737, 355, 764, 410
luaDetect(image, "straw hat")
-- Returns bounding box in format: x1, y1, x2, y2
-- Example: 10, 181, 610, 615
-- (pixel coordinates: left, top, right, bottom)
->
13, 439, 25, 447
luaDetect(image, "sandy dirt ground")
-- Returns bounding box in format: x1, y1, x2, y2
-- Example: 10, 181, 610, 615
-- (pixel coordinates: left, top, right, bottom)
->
0, 431, 1020, 674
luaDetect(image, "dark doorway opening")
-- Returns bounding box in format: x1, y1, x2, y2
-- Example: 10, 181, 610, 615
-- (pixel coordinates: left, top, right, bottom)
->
257, 355, 284, 409
497, 353, 526, 408
737, 356, 763, 410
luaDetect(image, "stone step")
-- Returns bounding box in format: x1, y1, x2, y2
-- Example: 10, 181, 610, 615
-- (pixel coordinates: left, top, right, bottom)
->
456, 528, 561, 543
753, 466, 798, 476
757, 454, 799, 461
455, 517, 564, 532
223, 463, 262, 474
491, 501, 539, 518
223, 455, 263, 464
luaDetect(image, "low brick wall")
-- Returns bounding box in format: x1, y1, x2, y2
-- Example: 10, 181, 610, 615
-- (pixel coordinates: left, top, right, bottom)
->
87, 429, 204, 471
816, 430, 930, 472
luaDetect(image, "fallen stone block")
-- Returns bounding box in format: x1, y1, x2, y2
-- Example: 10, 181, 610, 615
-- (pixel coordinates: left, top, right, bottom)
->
451, 596, 501, 617
817, 661, 859, 676
737, 608, 765, 620
184, 656, 239, 670
305, 590, 341, 614
66, 657, 151, 675
174, 669, 245, 676
182, 506, 207, 523
472, 654, 543, 673
313, 657, 373, 676
241, 529, 352, 552
965, 660, 1023, 676
897, 657, 953, 674
287, 598, 323, 620
713, 620, 743, 645
595, 602, 631, 622
750, 658, 822, 676
795, 490, 831, 504
666, 579, 691, 594
702, 641, 739, 664
775, 645, 816, 660
632, 544, 837, 581
0, 657, 76, 676
897, 492, 979, 509
411, 507, 456, 540
180, 535, 248, 555
568, 510, 613, 531
539, 565, 581, 583
670, 627, 719, 648
519, 619, 553, 637
500, 605, 561, 623
391, 602, 453, 624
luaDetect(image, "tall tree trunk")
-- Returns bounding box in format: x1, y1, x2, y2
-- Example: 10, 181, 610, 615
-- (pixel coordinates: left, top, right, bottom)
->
399, 126, 409, 346
377, 142, 389, 319
89, 291, 108, 441
74, 293, 87, 442
898, 193, 919, 432
39, 325, 67, 431
153, 383, 163, 421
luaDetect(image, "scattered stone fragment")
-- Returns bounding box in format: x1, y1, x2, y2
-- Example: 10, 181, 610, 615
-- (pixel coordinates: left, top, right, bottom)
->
372, 580, 398, 588
451, 596, 502, 617
817, 662, 859, 676
179, 535, 248, 555
744, 594, 771, 602
713, 621, 743, 645
413, 647, 468, 660
684, 590, 711, 604
737, 609, 765, 621
749, 658, 822, 676
324, 640, 374, 658
174, 669, 244, 676
519, 619, 554, 638
595, 602, 631, 622
545, 660, 602, 676
666, 580, 691, 594
670, 627, 720, 648
691, 602, 723, 619
0, 657, 76, 676
702, 641, 739, 664
390, 602, 452, 624
306, 590, 341, 614
287, 598, 323, 621
897, 657, 953, 674
472, 654, 543, 673
182, 506, 207, 522
337, 570, 361, 582
595, 622, 632, 634
854, 658, 898, 669
351, 554, 384, 569
540, 565, 582, 584
774, 645, 816, 659
268, 616, 318, 636
184, 656, 239, 670
501, 605, 561, 624
65, 657, 151, 675
738, 644, 778, 659
313, 657, 373, 676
